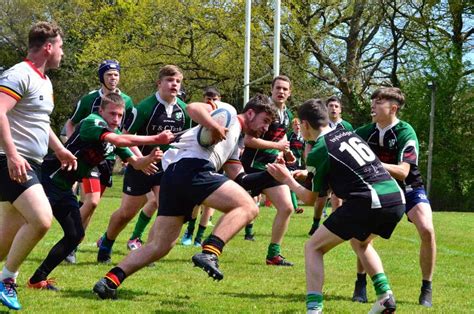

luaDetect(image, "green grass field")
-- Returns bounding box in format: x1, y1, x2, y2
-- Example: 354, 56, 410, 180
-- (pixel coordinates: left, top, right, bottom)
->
7, 176, 473, 313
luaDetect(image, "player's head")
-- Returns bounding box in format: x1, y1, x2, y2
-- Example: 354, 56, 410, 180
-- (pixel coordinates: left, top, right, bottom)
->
292, 117, 301, 133
99, 92, 125, 129
98, 60, 121, 91
271, 75, 291, 106
326, 96, 343, 122
297, 99, 328, 139
28, 21, 64, 69
370, 87, 405, 122
242, 93, 277, 137
203, 86, 221, 103
157, 65, 183, 101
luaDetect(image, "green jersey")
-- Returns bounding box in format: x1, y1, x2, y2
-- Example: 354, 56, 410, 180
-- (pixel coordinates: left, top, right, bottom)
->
126, 93, 192, 155
355, 120, 423, 189
42, 113, 133, 190
329, 119, 354, 131
306, 128, 404, 209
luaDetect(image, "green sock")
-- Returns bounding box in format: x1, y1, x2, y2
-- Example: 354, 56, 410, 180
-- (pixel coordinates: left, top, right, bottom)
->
306, 292, 323, 310
267, 243, 281, 259
130, 210, 151, 240
186, 218, 197, 235
372, 273, 391, 296
195, 224, 206, 242
245, 223, 254, 236
290, 191, 298, 209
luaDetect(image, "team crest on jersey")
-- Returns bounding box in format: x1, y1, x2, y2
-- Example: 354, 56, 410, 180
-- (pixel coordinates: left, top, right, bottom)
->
388, 139, 396, 148
39, 95, 44, 101
175, 112, 183, 121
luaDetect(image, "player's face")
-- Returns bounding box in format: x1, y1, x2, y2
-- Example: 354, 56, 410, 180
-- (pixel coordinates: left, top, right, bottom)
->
371, 97, 395, 123
46, 35, 64, 70
100, 103, 124, 130
247, 111, 273, 137
271, 79, 291, 106
103, 70, 120, 90
327, 101, 342, 121
158, 74, 182, 101
204, 95, 220, 103
292, 120, 300, 133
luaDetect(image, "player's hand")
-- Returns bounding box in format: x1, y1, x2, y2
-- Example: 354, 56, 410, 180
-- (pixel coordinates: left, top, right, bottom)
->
266, 163, 292, 184
7, 153, 32, 183
55, 148, 77, 171
284, 149, 296, 164
276, 139, 290, 151
210, 125, 228, 145
155, 130, 175, 144
292, 169, 308, 182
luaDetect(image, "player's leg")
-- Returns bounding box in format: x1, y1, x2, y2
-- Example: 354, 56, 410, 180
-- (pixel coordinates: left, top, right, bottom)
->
194, 206, 214, 246
305, 225, 344, 313
79, 178, 102, 229
93, 215, 184, 299
97, 193, 146, 263
350, 253, 368, 303
181, 205, 200, 246
407, 199, 436, 307
0, 202, 25, 261
263, 184, 294, 266
128, 191, 157, 250
192, 180, 259, 280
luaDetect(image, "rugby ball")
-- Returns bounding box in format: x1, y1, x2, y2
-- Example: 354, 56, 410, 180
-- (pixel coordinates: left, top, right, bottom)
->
197, 107, 232, 148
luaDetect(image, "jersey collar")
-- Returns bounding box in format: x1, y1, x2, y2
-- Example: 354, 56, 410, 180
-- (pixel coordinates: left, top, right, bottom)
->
24, 59, 46, 80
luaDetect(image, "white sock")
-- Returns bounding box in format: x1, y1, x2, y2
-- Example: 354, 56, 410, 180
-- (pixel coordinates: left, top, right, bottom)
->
1, 266, 19, 282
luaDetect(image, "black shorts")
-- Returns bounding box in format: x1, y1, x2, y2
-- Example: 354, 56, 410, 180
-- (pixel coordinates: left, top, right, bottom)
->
323, 198, 405, 241
84, 159, 115, 187
158, 158, 228, 222
122, 164, 163, 196
0, 154, 42, 203
243, 166, 283, 197
41, 172, 80, 217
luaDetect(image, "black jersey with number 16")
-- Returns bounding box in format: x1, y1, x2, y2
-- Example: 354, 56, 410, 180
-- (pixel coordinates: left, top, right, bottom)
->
306, 128, 405, 209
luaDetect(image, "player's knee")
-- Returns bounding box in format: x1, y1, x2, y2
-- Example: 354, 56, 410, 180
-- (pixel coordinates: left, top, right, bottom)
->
278, 205, 293, 217
418, 224, 435, 242
35, 218, 52, 235
305, 238, 323, 254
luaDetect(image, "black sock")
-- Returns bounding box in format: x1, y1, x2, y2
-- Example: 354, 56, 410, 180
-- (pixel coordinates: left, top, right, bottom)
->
105, 267, 127, 288
422, 280, 432, 290
202, 234, 225, 256
29, 269, 48, 284
357, 272, 367, 283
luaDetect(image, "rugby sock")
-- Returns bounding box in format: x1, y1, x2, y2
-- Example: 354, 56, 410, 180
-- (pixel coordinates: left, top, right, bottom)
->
1, 266, 19, 282
186, 218, 197, 236
290, 191, 298, 209
29, 269, 48, 284
194, 224, 207, 243
312, 218, 321, 229
202, 234, 225, 256
306, 291, 323, 310
267, 243, 281, 259
130, 210, 151, 240
104, 267, 127, 288
371, 273, 392, 297
357, 272, 367, 283
100, 232, 115, 251
421, 279, 432, 290
245, 223, 254, 236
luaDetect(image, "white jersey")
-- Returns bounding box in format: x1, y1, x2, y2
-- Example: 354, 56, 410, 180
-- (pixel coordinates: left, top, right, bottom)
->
0, 61, 54, 164
162, 102, 241, 172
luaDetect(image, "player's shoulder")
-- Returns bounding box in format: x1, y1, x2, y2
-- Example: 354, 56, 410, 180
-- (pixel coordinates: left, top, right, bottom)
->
395, 120, 416, 133
80, 89, 100, 102
355, 122, 375, 137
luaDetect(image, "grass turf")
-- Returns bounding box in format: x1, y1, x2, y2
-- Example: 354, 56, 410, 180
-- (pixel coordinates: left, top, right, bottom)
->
5, 176, 473, 313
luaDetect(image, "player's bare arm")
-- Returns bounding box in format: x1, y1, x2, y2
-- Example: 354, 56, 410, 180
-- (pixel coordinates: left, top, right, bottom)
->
126, 147, 162, 175
382, 161, 410, 181
48, 127, 77, 171
244, 134, 289, 151
103, 130, 175, 147
266, 163, 318, 205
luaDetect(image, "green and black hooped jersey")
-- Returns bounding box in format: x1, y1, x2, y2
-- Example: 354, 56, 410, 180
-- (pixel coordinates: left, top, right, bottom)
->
307, 128, 404, 209
288, 131, 305, 169
241, 107, 294, 170
355, 120, 423, 189
70, 89, 135, 131
126, 93, 192, 156
42, 113, 133, 190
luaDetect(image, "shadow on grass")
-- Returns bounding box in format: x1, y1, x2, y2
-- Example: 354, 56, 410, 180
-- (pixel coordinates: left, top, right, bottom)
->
59, 287, 160, 301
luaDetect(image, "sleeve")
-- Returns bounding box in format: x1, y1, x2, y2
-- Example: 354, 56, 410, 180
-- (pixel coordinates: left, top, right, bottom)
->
126, 100, 150, 134
397, 125, 419, 166
70, 96, 90, 124
343, 120, 354, 131
0, 69, 26, 101
355, 124, 369, 140
79, 116, 113, 142
305, 143, 330, 192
